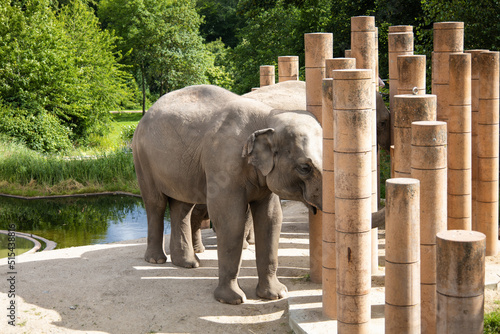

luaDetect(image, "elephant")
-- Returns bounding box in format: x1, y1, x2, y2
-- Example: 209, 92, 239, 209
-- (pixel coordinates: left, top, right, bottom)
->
132, 84, 322, 304
243, 80, 391, 151
187, 81, 390, 256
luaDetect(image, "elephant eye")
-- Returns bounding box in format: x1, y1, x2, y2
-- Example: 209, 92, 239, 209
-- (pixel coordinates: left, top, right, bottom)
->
297, 164, 312, 175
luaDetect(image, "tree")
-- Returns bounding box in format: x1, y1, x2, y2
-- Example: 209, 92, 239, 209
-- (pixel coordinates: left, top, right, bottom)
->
229, 1, 302, 93
196, 0, 240, 48
0, 0, 132, 151
98, 0, 212, 113
421, 0, 500, 51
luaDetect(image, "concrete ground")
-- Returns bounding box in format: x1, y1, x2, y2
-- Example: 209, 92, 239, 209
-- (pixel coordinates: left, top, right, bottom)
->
1, 201, 499, 334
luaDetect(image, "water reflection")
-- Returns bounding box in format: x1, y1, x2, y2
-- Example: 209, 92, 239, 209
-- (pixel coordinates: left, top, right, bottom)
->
0, 195, 170, 249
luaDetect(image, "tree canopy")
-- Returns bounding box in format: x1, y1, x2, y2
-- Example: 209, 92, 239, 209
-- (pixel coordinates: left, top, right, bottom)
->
0, 0, 132, 151
98, 0, 214, 113
1, 0, 499, 152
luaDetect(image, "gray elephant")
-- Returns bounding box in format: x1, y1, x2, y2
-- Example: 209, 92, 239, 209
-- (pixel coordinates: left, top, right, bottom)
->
187, 81, 390, 257
132, 84, 322, 304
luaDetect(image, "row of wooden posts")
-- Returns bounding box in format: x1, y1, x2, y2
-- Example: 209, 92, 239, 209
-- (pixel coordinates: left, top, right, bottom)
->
257, 16, 498, 334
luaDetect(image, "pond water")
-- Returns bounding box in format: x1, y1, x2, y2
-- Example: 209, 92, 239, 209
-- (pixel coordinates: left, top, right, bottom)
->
0, 234, 35, 258
0, 195, 170, 250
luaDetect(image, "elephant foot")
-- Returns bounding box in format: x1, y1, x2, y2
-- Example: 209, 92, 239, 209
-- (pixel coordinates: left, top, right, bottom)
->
144, 248, 167, 264
246, 230, 255, 245
215, 283, 247, 305
171, 252, 200, 268
256, 277, 288, 300
193, 241, 205, 253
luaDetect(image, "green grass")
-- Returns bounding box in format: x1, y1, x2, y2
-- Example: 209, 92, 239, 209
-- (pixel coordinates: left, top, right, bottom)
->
0, 139, 139, 196
89, 112, 143, 151
0, 112, 143, 197
485, 306, 500, 334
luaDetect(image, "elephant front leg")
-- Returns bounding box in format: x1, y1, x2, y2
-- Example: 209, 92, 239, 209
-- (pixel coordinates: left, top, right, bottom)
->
209, 196, 248, 305
251, 194, 288, 300
169, 199, 200, 268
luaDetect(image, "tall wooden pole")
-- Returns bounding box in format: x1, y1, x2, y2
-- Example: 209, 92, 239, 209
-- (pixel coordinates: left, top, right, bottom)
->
385, 178, 421, 334
447, 53, 472, 230
334, 69, 372, 333
436, 230, 486, 333
322, 58, 356, 320
411, 120, 448, 334
477, 51, 499, 256
305, 32, 333, 283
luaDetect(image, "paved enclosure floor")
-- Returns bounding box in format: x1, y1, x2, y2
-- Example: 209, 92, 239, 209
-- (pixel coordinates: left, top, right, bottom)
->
1, 201, 499, 333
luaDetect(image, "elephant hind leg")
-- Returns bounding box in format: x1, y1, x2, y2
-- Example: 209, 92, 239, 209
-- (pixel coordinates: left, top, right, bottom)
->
134, 155, 169, 264
143, 193, 168, 264
169, 199, 200, 268
191, 204, 209, 253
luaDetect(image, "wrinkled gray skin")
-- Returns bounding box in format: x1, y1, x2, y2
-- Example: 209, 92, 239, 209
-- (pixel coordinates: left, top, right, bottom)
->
132, 84, 322, 304
189, 81, 390, 254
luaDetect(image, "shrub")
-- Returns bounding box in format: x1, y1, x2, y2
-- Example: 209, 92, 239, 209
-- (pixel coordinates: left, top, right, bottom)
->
120, 125, 137, 145
0, 0, 133, 151
0, 106, 72, 153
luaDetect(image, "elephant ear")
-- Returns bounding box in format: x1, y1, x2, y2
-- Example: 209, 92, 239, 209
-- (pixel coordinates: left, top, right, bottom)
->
242, 128, 275, 176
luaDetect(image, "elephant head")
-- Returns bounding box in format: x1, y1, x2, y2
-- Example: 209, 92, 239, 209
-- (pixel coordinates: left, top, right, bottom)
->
243, 110, 322, 214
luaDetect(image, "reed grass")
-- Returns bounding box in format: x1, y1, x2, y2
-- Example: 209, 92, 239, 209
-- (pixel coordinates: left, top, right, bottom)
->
0, 137, 139, 196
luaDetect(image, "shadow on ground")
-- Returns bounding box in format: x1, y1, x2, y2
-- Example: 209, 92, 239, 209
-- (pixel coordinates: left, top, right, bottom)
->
1, 201, 315, 334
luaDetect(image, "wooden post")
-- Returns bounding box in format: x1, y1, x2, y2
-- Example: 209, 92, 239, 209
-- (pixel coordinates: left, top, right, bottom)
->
436, 230, 486, 333
260, 65, 275, 87
351, 16, 378, 212
448, 53, 472, 230
432, 22, 464, 122
477, 51, 499, 256
305, 32, 333, 283
351, 16, 379, 279
388, 25, 414, 145
322, 58, 356, 320
411, 120, 448, 334
385, 178, 421, 334
397, 55, 426, 95
466, 49, 489, 232
278, 56, 299, 82
333, 69, 372, 333
393, 95, 437, 178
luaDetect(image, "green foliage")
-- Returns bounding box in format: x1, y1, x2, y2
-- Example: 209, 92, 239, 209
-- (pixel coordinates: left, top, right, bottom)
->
120, 125, 136, 145
197, 0, 240, 47
0, 105, 72, 153
0, 0, 133, 150
205, 39, 234, 91
229, 0, 301, 93
228, 0, 381, 93
421, 0, 500, 51
98, 0, 212, 111
484, 307, 500, 334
